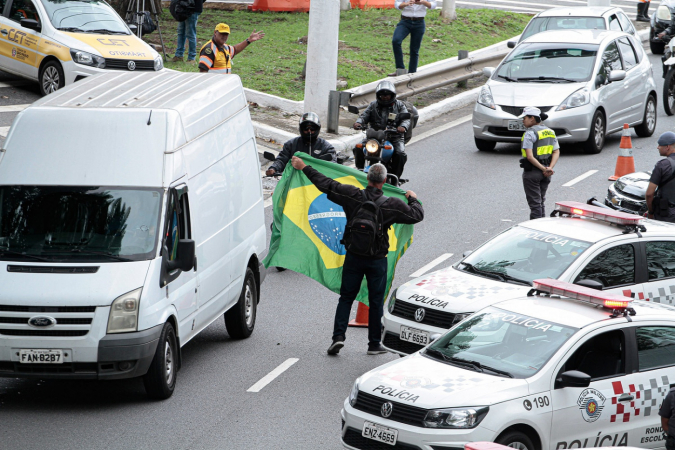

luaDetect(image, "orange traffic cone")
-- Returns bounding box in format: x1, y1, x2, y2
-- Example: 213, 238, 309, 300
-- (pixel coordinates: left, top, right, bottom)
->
248, 0, 310, 12
348, 302, 369, 327
609, 124, 636, 181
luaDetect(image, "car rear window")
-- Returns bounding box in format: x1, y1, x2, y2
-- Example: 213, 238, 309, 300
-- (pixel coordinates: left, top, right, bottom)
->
522, 16, 606, 41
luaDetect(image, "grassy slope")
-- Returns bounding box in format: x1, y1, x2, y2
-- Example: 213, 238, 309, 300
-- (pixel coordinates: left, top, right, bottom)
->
147, 8, 530, 101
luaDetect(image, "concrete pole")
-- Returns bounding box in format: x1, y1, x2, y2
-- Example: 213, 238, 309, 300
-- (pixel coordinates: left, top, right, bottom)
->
587, 0, 610, 6
304, 0, 340, 125
340, 0, 351, 10
441, 0, 457, 21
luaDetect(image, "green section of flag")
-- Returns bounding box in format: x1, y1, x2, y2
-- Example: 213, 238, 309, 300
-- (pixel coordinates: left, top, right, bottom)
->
262, 153, 415, 306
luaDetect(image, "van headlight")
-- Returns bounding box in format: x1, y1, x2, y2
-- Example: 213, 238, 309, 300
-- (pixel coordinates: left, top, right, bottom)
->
477, 85, 495, 110
349, 378, 360, 406
423, 407, 489, 428
107, 288, 142, 334
657, 5, 672, 21
557, 87, 590, 111
154, 56, 163, 71
387, 289, 397, 313
70, 49, 105, 68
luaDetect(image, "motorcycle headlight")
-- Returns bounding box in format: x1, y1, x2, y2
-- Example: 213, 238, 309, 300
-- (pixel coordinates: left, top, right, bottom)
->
557, 87, 590, 111
423, 407, 489, 429
349, 378, 360, 407
387, 289, 398, 313
366, 139, 379, 154
70, 49, 105, 68
154, 56, 163, 71
107, 287, 142, 334
477, 85, 495, 110
657, 5, 672, 21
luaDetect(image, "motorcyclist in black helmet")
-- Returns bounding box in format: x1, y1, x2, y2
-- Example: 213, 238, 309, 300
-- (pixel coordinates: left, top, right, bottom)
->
266, 112, 337, 176
353, 80, 411, 178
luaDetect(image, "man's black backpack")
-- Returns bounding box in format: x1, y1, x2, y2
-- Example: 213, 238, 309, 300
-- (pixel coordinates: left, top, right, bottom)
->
170, 0, 195, 22
341, 193, 387, 257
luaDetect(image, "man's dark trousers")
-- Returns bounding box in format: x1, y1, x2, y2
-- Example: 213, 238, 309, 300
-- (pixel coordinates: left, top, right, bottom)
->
392, 18, 426, 73
333, 252, 388, 345
523, 169, 551, 220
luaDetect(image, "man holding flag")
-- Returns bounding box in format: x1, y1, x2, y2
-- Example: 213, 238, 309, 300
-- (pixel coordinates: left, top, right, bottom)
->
289, 157, 424, 356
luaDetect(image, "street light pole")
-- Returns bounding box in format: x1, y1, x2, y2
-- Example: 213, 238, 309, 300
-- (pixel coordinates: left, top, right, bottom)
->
304, 0, 341, 125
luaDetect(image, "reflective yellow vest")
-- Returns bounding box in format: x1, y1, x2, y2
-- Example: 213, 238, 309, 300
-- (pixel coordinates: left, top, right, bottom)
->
521, 124, 556, 162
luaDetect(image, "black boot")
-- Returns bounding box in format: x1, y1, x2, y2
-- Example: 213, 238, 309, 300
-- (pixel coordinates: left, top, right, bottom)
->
644, 1, 651, 20
637, 2, 649, 22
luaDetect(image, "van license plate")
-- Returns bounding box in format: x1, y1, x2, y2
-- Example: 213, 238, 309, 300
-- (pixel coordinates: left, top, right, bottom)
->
19, 349, 63, 364
400, 326, 430, 345
508, 120, 526, 131
362, 421, 398, 446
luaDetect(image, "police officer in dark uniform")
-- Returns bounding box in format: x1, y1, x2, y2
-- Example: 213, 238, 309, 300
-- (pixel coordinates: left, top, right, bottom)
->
659, 385, 675, 450
646, 132, 675, 223
520, 106, 560, 220
266, 112, 336, 176
353, 81, 411, 178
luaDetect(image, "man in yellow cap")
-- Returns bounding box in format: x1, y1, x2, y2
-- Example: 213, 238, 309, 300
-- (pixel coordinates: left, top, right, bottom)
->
198, 23, 265, 74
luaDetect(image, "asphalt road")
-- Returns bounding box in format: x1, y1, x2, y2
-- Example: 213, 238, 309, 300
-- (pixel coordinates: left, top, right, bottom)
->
0, 46, 672, 450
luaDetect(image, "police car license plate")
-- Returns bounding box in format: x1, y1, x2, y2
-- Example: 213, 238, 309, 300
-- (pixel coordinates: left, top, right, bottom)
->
508, 120, 526, 131
400, 326, 430, 346
19, 349, 63, 364
362, 421, 398, 446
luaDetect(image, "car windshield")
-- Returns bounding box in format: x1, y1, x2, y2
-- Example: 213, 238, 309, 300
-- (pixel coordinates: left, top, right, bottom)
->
460, 226, 592, 285
425, 307, 578, 379
521, 17, 606, 41
495, 43, 598, 83
0, 186, 162, 262
40, 0, 129, 34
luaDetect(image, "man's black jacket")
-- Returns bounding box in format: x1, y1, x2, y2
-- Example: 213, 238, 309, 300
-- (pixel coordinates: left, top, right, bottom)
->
355, 100, 411, 140
302, 165, 424, 259
270, 137, 336, 173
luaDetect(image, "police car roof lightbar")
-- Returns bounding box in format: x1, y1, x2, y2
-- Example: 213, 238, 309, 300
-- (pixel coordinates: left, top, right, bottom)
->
532, 279, 634, 313
553, 201, 644, 227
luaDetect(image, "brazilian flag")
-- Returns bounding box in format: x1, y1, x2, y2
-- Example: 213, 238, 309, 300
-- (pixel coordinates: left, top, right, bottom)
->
262, 153, 415, 305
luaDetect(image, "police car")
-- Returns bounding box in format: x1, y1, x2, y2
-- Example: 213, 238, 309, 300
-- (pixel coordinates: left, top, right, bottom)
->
342, 280, 675, 450
382, 201, 675, 356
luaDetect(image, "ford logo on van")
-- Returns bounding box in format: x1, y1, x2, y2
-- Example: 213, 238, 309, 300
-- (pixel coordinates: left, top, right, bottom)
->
28, 316, 56, 328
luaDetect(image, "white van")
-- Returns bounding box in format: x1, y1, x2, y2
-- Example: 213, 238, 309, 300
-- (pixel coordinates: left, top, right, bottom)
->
0, 71, 267, 399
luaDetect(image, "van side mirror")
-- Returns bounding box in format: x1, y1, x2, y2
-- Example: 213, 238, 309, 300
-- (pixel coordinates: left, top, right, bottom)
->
347, 105, 360, 115
558, 370, 591, 388
575, 279, 603, 290
507, 41, 516, 48
398, 112, 411, 121
482, 67, 495, 78
608, 69, 626, 83
20, 19, 40, 31
160, 240, 195, 287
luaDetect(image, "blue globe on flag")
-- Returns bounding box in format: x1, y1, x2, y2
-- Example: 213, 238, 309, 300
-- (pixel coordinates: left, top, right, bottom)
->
307, 194, 347, 256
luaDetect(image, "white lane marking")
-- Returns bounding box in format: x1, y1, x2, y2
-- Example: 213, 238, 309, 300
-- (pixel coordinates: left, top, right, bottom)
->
247, 358, 299, 393
0, 104, 29, 113
409, 115, 472, 145
0, 126, 8, 138
409, 253, 454, 278
0, 81, 29, 88
563, 170, 598, 187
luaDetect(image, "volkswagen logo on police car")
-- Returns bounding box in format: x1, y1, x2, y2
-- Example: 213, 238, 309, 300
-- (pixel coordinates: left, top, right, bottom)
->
414, 308, 425, 322
381, 402, 393, 418
127, 60, 136, 71
28, 316, 56, 328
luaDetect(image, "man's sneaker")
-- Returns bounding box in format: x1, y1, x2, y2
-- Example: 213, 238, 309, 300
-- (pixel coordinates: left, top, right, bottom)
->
186, 59, 196, 65
367, 344, 388, 355
171, 56, 183, 63
327, 337, 345, 355
387, 72, 397, 77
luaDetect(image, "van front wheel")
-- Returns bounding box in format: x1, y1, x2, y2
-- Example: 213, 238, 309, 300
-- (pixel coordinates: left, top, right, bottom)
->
225, 268, 257, 339
143, 322, 178, 400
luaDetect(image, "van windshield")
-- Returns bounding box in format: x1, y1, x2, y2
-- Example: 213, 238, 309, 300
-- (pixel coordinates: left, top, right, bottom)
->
0, 186, 162, 262
40, 0, 130, 34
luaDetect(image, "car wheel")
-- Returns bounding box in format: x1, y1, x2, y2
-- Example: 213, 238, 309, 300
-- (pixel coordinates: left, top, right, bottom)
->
665, 69, 675, 116
39, 61, 65, 96
583, 110, 605, 154
496, 431, 537, 450
475, 138, 496, 152
650, 31, 665, 55
142, 322, 178, 400
635, 95, 657, 137
225, 267, 258, 339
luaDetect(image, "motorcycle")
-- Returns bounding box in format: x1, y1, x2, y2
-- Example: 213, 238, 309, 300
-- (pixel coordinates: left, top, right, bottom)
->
662, 35, 675, 115
348, 105, 417, 187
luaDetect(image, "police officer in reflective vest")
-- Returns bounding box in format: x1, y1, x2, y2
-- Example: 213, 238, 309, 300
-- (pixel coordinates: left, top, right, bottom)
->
519, 107, 560, 220
659, 385, 675, 450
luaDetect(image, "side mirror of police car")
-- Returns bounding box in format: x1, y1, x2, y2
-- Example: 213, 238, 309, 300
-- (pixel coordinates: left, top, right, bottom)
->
608, 70, 626, 83
575, 279, 604, 291
347, 105, 360, 115
558, 370, 591, 389
463, 250, 473, 258
482, 67, 495, 78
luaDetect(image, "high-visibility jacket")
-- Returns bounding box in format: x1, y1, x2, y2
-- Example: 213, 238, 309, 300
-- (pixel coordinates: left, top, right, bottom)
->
198, 41, 236, 74
521, 124, 557, 163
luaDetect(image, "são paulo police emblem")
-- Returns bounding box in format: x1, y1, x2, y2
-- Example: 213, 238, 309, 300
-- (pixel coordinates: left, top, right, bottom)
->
577, 388, 606, 423
307, 194, 347, 256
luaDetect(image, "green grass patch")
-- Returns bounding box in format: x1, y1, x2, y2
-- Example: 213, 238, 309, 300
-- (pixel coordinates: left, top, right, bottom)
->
146, 8, 530, 101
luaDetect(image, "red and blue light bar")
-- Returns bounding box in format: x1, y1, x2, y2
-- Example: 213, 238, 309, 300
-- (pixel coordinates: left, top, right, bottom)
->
555, 201, 643, 226
532, 279, 633, 310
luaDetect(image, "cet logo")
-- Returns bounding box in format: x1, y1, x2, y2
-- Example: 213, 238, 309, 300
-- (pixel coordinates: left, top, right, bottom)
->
28, 316, 56, 328
307, 194, 347, 255
414, 308, 425, 322
577, 388, 606, 423
381, 402, 393, 418
127, 60, 136, 71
